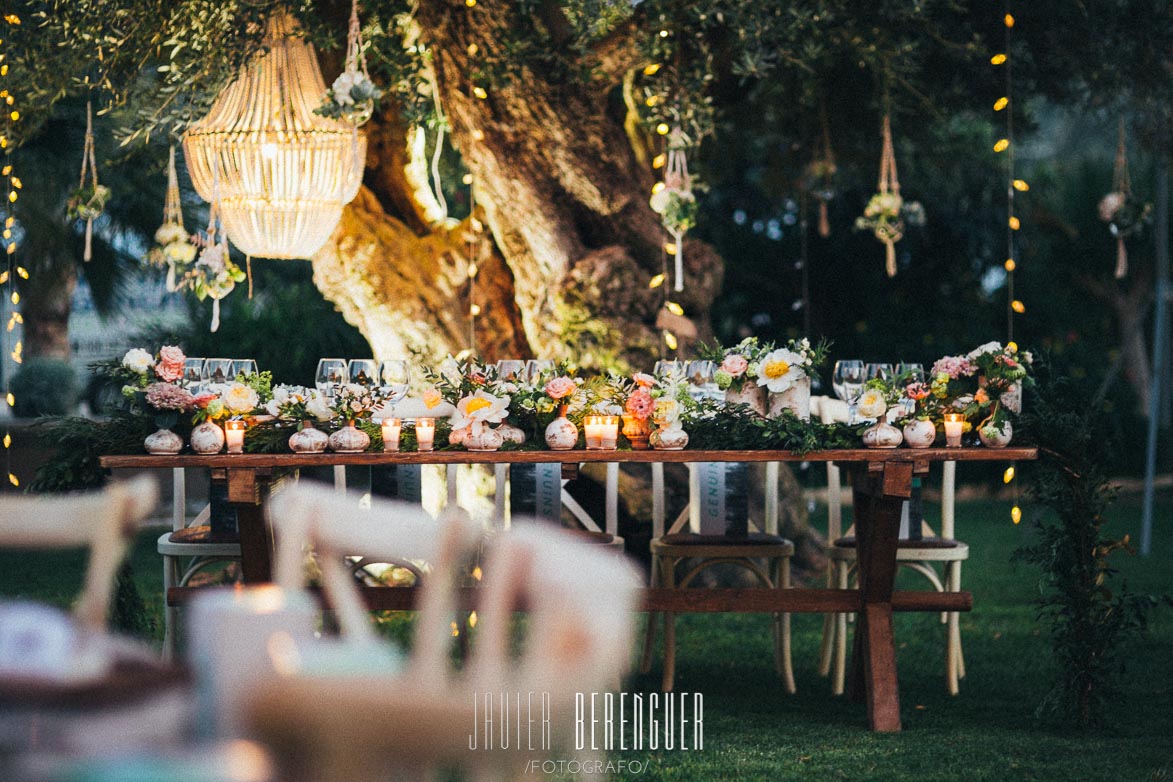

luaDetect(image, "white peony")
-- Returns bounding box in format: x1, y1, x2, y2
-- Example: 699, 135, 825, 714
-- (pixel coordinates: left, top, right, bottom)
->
332, 71, 357, 105
222, 382, 260, 414
856, 388, 888, 420
452, 390, 510, 434
649, 189, 671, 214
305, 392, 334, 422
439, 357, 463, 385
755, 348, 806, 393
966, 341, 1003, 359
122, 348, 153, 374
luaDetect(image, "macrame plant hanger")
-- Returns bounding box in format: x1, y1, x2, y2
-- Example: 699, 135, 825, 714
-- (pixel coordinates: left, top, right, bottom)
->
343, 0, 373, 177
665, 130, 691, 292
162, 145, 184, 291
877, 113, 903, 277
1112, 119, 1132, 279
205, 160, 228, 333
78, 101, 100, 262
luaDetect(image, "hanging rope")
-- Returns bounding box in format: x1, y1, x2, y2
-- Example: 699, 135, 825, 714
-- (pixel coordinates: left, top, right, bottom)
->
877, 113, 903, 277
815, 99, 836, 239
162, 145, 184, 291
650, 128, 695, 293
77, 101, 99, 262
1112, 119, 1132, 279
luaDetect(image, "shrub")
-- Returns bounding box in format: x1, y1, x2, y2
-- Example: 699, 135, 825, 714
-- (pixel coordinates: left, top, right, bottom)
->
10, 357, 79, 417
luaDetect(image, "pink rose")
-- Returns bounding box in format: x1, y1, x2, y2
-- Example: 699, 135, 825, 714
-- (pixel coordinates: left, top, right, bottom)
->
154, 345, 186, 382
633, 372, 656, 389
193, 393, 218, 409
625, 388, 654, 420
720, 354, 748, 377
544, 376, 577, 400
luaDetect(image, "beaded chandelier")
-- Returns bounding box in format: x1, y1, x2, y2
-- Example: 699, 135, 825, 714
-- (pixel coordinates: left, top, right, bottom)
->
182, 13, 365, 260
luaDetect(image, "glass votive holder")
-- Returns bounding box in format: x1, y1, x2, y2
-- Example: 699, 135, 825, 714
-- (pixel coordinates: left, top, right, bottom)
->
224, 419, 247, 454
943, 413, 964, 448
415, 418, 435, 452
381, 418, 402, 452
584, 415, 620, 450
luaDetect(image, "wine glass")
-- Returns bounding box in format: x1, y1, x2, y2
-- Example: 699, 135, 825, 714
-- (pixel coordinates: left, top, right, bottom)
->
654, 360, 685, 383
524, 359, 554, 384
686, 359, 716, 401
378, 360, 411, 404
495, 359, 526, 383
348, 359, 378, 387
896, 362, 926, 415
230, 359, 258, 380
203, 358, 233, 387
833, 360, 865, 423
316, 358, 347, 400
865, 362, 894, 382
183, 358, 205, 391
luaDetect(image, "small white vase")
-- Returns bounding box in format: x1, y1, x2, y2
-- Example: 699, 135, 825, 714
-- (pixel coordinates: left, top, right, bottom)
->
979, 420, 1013, 448
902, 419, 936, 449
650, 425, 689, 451
545, 406, 578, 451
725, 384, 767, 417
465, 425, 504, 452
862, 420, 903, 449
288, 420, 329, 454
449, 427, 469, 447
145, 428, 183, 455
497, 422, 526, 445
190, 421, 225, 454
328, 421, 371, 453
768, 376, 811, 421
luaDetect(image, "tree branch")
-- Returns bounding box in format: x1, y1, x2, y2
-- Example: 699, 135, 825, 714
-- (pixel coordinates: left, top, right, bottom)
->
583, 14, 644, 87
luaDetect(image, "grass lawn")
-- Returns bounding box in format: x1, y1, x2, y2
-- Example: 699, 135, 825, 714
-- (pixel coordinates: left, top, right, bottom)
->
1, 491, 1170, 781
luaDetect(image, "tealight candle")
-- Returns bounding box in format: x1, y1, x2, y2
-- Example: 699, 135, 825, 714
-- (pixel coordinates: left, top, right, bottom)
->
584, 415, 620, 450
381, 417, 402, 452
224, 419, 246, 454
415, 418, 435, 452
943, 413, 964, 448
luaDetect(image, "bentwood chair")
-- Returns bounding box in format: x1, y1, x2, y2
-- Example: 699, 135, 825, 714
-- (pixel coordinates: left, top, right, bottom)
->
640, 462, 796, 693
813, 398, 968, 694
244, 484, 640, 782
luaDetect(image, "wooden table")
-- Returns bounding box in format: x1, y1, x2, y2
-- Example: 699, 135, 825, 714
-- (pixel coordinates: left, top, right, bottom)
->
101, 446, 1035, 732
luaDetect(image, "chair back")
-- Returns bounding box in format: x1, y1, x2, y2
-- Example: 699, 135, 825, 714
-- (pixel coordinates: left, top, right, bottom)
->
0, 477, 158, 629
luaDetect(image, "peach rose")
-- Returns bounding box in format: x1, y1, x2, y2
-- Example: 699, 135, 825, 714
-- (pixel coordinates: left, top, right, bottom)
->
154, 345, 186, 382
544, 376, 577, 400
720, 354, 749, 377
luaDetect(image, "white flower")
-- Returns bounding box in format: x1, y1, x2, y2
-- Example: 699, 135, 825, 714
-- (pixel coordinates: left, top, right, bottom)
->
439, 357, 462, 385
122, 348, 153, 374
306, 392, 334, 422
649, 189, 670, 214
755, 348, 806, 393
452, 390, 510, 433
857, 389, 888, 419
222, 382, 260, 414
966, 341, 1004, 359
331, 71, 357, 105
197, 243, 228, 274
154, 223, 188, 245
164, 241, 197, 264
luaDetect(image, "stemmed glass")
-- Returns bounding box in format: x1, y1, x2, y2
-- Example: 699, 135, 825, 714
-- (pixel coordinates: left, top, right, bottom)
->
183, 358, 205, 391
896, 362, 926, 416
230, 359, 258, 380
833, 360, 865, 424
524, 359, 554, 384
495, 359, 526, 383
316, 358, 347, 401
654, 360, 685, 383
686, 359, 717, 401
203, 358, 233, 387
865, 362, 894, 382
377, 360, 411, 405
348, 359, 378, 387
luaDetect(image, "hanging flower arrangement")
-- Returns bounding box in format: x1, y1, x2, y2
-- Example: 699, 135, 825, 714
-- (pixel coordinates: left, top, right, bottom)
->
177, 160, 244, 332
66, 102, 107, 262
855, 114, 923, 277
1099, 121, 1152, 279
146, 146, 199, 290
316, 0, 383, 126
650, 127, 698, 292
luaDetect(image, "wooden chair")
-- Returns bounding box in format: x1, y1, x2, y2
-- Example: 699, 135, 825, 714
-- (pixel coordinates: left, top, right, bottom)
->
0, 476, 158, 630
640, 463, 796, 693
244, 484, 641, 782
817, 456, 968, 695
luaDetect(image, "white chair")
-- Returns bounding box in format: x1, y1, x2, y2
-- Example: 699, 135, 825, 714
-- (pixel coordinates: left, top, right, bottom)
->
813, 398, 968, 694
158, 468, 241, 660
242, 484, 641, 782
0, 476, 159, 630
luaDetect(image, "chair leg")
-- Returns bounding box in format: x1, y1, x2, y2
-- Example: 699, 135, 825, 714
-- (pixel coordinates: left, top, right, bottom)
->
774, 557, 796, 694
817, 563, 835, 677
832, 559, 848, 696
662, 556, 677, 692
640, 554, 661, 674
947, 559, 965, 690
162, 554, 178, 661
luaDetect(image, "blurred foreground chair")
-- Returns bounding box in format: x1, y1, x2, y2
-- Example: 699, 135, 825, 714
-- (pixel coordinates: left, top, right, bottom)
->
241, 484, 640, 782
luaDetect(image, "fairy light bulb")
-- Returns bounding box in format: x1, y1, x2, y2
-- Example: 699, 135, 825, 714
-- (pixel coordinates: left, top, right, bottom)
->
993, 97, 1009, 111
1008, 216, 1021, 230
1013, 179, 1030, 191
993, 139, 1010, 153
643, 63, 661, 76
1003, 466, 1015, 483
1011, 300, 1026, 313
655, 123, 670, 135
991, 53, 1007, 65
1011, 506, 1022, 524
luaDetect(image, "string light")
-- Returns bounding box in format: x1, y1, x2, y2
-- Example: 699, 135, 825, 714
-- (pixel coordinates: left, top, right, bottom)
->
648, 273, 665, 289
1011, 505, 1022, 524
665, 301, 684, 316
1, 12, 22, 488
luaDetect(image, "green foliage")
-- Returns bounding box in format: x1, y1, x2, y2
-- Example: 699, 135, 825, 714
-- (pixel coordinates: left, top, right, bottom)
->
28, 413, 155, 493
1014, 358, 1167, 727
10, 358, 79, 418
682, 400, 855, 454
110, 561, 155, 639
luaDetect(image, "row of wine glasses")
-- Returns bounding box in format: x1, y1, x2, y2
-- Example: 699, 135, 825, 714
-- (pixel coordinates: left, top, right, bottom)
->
496, 359, 555, 384
654, 359, 722, 400
315, 359, 411, 404
832, 360, 927, 422
182, 358, 258, 392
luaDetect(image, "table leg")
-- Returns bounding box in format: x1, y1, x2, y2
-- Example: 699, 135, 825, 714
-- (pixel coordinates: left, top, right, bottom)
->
848, 463, 909, 732
236, 503, 273, 584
